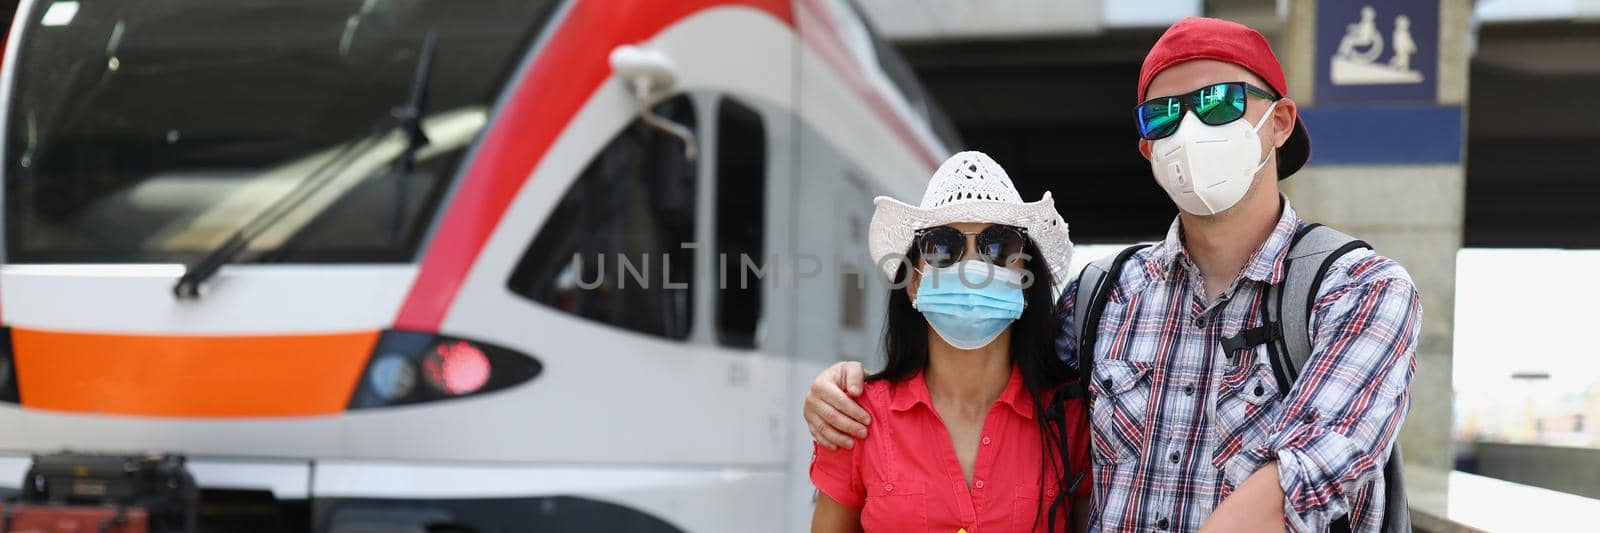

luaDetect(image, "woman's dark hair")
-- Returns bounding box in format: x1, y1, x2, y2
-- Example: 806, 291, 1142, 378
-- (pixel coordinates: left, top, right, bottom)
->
869, 234, 1079, 532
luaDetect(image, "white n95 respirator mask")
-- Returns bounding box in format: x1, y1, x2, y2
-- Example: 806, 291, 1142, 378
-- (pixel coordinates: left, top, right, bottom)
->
1148, 100, 1280, 216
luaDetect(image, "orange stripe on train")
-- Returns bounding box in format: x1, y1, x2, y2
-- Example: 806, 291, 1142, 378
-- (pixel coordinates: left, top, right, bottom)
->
11, 328, 377, 417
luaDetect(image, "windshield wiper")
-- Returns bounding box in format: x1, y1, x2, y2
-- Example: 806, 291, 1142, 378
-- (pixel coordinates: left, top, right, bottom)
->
173, 31, 440, 300
388, 31, 435, 244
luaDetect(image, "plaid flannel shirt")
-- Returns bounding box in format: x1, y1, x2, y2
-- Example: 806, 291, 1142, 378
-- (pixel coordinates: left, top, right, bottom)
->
1057, 198, 1420, 533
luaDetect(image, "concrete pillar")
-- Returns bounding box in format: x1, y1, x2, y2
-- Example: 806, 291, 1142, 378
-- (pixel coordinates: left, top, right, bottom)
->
1276, 0, 1474, 472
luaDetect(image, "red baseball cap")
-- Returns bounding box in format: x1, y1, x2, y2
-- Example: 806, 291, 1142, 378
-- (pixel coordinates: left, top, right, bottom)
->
1138, 17, 1311, 179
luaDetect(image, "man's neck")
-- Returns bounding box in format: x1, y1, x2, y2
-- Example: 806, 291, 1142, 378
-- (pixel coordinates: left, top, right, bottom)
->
925, 332, 1012, 417
1178, 184, 1283, 301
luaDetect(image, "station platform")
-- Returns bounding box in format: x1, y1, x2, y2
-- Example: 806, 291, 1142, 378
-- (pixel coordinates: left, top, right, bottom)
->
1410, 464, 1600, 532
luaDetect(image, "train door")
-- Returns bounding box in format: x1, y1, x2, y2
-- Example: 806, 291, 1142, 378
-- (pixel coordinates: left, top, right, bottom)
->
699, 92, 797, 531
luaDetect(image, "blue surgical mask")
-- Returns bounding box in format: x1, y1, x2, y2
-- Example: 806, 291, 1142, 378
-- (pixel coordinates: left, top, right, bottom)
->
913, 260, 1028, 350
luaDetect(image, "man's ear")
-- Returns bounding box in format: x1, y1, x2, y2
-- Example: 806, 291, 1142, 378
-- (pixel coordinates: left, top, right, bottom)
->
1270, 97, 1297, 149
1138, 138, 1153, 160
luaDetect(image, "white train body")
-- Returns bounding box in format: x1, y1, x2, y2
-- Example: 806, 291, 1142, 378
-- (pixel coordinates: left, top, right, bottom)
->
0, 0, 953, 530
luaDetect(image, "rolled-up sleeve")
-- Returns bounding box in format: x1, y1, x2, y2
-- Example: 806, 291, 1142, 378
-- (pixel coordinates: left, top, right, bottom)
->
810, 441, 864, 509
1253, 263, 1422, 531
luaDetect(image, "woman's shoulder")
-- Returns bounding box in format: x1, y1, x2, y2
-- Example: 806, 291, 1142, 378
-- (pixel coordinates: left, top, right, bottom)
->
858, 379, 896, 417
862, 378, 895, 397
811, 380, 898, 472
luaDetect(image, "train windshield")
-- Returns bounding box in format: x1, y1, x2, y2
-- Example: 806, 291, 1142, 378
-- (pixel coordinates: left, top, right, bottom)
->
3, 0, 561, 263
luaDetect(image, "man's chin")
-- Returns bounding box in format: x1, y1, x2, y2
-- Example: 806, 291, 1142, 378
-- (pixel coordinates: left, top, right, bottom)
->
1166, 194, 1234, 218
1174, 197, 1251, 221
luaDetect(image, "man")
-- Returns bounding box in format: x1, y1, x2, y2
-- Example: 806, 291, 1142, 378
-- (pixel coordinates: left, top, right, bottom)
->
803, 17, 1419, 533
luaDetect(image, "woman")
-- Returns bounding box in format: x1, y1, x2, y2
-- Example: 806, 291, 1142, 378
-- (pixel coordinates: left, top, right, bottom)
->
810, 152, 1091, 533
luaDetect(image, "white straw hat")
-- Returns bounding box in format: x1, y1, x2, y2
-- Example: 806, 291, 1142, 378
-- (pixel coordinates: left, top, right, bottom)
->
869, 151, 1073, 282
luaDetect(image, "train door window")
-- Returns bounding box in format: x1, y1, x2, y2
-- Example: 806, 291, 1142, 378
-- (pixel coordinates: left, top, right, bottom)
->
506, 95, 698, 340
839, 210, 866, 332
714, 98, 767, 348
840, 269, 864, 330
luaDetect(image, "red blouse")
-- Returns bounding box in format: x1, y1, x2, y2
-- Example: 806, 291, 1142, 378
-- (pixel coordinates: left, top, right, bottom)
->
811, 365, 1092, 532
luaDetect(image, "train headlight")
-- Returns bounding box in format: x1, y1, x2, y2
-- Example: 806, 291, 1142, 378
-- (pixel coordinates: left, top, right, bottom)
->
368, 352, 418, 401
347, 330, 540, 410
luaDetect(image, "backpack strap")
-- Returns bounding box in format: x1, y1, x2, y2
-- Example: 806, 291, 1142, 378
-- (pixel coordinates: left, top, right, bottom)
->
1046, 244, 1145, 528
1275, 224, 1371, 387
1273, 224, 1414, 533
1380, 440, 1410, 533
1220, 224, 1340, 390
1072, 244, 1151, 397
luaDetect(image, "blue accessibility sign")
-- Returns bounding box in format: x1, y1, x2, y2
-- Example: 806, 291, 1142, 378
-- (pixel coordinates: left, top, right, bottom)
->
1314, 0, 1439, 106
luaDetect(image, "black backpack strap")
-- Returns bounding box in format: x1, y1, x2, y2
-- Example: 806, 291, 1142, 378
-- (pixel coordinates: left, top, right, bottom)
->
1071, 244, 1151, 397
1046, 245, 1145, 530
1222, 224, 1320, 392
1256, 223, 1323, 393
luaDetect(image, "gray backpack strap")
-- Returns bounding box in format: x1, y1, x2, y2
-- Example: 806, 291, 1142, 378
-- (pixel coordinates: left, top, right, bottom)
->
1382, 441, 1410, 533
1272, 224, 1411, 533
1071, 245, 1150, 391
1276, 224, 1371, 384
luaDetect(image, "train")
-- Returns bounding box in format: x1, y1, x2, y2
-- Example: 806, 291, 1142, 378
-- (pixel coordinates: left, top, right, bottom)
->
0, 0, 956, 531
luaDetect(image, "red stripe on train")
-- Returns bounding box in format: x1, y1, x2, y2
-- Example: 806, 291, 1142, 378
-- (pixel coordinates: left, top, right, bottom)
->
393, 0, 793, 330
394, 0, 939, 330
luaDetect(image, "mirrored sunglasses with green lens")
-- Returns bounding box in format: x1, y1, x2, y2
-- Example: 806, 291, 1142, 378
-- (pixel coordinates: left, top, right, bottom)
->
1135, 81, 1278, 141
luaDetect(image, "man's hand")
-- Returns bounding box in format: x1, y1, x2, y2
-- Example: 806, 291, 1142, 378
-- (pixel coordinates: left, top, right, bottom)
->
1199, 461, 1286, 533
804, 361, 871, 450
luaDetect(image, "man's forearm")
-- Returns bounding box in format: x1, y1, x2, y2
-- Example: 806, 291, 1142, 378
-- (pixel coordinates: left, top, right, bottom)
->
1199, 461, 1285, 533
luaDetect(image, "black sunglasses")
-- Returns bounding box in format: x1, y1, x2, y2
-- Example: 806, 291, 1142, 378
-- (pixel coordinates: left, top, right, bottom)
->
914, 225, 1027, 270
1135, 81, 1278, 141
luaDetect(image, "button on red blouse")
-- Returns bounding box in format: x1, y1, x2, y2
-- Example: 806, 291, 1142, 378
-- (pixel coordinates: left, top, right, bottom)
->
810, 365, 1092, 532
